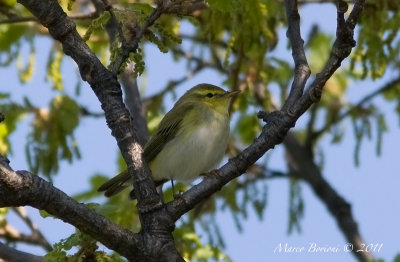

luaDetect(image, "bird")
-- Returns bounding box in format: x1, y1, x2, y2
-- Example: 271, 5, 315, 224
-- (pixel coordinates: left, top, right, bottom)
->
98, 83, 239, 198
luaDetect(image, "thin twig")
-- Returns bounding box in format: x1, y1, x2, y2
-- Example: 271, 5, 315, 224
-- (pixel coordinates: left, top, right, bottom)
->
313, 74, 400, 139
282, 0, 311, 113
0, 242, 44, 262
110, 6, 164, 75
11, 207, 52, 251
292, 0, 364, 116
166, 0, 365, 228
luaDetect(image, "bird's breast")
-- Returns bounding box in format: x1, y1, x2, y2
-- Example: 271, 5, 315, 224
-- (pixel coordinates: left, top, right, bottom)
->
150, 111, 229, 181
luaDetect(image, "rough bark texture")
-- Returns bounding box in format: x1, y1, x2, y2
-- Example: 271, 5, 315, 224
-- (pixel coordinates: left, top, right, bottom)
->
0, 0, 366, 261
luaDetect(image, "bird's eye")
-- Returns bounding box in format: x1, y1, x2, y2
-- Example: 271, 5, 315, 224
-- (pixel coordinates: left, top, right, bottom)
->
206, 93, 213, 98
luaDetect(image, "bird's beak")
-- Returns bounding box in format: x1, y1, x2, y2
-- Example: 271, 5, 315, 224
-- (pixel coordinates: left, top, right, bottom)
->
226, 90, 241, 98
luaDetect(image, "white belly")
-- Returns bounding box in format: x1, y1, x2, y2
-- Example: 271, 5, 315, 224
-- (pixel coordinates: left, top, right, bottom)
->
150, 113, 229, 181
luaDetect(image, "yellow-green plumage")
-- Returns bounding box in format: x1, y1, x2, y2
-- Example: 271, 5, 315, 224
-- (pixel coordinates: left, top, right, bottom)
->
98, 84, 239, 197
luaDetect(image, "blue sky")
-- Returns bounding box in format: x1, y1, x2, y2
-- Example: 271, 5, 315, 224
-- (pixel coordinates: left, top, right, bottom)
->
2, 3, 400, 262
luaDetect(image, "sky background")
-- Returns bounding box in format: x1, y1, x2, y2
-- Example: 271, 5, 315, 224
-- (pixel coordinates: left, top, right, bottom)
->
2, 3, 400, 262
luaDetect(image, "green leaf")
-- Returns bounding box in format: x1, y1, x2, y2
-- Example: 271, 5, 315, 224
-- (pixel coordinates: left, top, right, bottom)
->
46, 49, 64, 90
2, 0, 16, 6
174, 224, 232, 262
45, 231, 101, 261
307, 32, 333, 72
131, 3, 153, 15
207, 0, 236, 12
287, 179, 304, 234
39, 209, 55, 219
382, 82, 400, 101
0, 208, 9, 227
17, 52, 35, 83
67, 0, 75, 11
73, 174, 109, 201
235, 114, 261, 144
376, 114, 388, 156
0, 101, 26, 154
26, 95, 80, 177
0, 24, 25, 51
83, 11, 111, 41
51, 96, 80, 134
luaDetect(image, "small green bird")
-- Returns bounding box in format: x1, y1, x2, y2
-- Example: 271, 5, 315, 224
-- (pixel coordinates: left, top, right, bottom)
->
98, 83, 239, 198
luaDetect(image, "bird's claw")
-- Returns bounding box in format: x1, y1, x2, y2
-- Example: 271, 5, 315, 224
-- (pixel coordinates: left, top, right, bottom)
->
173, 190, 184, 200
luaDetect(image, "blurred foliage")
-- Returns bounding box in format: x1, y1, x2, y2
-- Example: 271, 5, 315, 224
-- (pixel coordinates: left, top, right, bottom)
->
0, 94, 27, 154
45, 230, 125, 262
174, 224, 232, 262
0, 208, 8, 228
350, 0, 400, 80
287, 179, 304, 234
1, 0, 400, 260
46, 47, 64, 90
25, 95, 81, 179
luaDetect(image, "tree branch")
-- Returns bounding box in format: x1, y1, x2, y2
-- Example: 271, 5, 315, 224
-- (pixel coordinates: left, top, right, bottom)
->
282, 0, 311, 113
0, 12, 97, 25
13, 0, 188, 260
120, 73, 149, 146
292, 0, 363, 115
166, 0, 365, 222
0, 242, 44, 262
93, 0, 149, 146
284, 132, 374, 262
0, 222, 51, 252
6, 0, 366, 260
313, 76, 400, 138
109, 4, 164, 75
16, 0, 162, 217
0, 158, 143, 260
11, 207, 52, 251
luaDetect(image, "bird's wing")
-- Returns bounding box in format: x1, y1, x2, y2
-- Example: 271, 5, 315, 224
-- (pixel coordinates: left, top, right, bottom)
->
143, 103, 193, 162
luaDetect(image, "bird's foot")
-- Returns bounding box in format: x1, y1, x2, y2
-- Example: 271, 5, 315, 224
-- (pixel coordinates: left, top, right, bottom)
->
173, 191, 184, 199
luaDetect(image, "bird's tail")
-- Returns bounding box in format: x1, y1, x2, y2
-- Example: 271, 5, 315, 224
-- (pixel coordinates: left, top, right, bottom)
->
98, 170, 131, 197
98, 170, 168, 198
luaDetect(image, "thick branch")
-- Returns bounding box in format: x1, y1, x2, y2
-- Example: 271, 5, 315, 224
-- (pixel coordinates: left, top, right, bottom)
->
0, 12, 97, 25
14, 0, 184, 260
0, 162, 142, 260
93, 0, 149, 145
16, 0, 162, 215
284, 132, 374, 262
7, 0, 366, 260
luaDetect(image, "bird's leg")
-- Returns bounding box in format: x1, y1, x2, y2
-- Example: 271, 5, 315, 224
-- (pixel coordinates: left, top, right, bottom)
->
170, 179, 175, 195
171, 179, 184, 199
